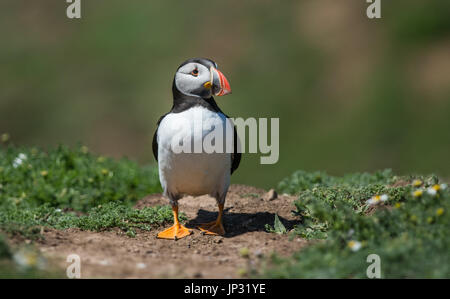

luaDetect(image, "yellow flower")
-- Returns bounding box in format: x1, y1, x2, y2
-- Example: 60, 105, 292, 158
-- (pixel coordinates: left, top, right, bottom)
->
427, 217, 433, 224
40, 170, 48, 177
412, 190, 423, 198
97, 156, 105, 163
80, 146, 89, 154
101, 169, 109, 175
436, 208, 444, 216
432, 184, 441, 191
412, 179, 422, 187
394, 202, 402, 209
410, 215, 417, 222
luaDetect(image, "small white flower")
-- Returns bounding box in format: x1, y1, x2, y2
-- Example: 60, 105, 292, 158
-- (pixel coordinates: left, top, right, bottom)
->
427, 188, 437, 196
13, 252, 34, 268
366, 198, 378, 206
440, 184, 447, 190
55, 209, 62, 213
136, 263, 147, 269
13, 249, 46, 270
13, 159, 21, 168
366, 194, 388, 206
348, 240, 362, 252
12, 153, 27, 168
347, 229, 355, 237
13, 159, 22, 168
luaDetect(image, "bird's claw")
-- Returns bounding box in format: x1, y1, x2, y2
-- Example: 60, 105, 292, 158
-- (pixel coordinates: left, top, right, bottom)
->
198, 222, 226, 236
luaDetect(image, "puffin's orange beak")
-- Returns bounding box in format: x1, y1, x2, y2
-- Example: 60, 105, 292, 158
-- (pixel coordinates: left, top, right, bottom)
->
210, 66, 232, 96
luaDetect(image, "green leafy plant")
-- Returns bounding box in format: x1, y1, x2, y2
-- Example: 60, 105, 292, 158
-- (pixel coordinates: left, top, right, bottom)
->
260, 170, 449, 278
0, 145, 176, 238
265, 214, 287, 234
0, 144, 162, 212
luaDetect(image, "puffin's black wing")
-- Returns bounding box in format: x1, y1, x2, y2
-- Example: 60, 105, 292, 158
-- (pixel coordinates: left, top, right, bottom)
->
152, 113, 170, 162
231, 125, 241, 175
152, 129, 158, 162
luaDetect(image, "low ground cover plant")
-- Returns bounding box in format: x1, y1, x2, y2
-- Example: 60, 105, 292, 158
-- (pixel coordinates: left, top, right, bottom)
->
261, 170, 449, 278
0, 144, 176, 239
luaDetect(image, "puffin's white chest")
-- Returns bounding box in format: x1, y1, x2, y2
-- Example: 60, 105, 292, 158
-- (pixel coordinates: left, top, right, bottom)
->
157, 106, 232, 197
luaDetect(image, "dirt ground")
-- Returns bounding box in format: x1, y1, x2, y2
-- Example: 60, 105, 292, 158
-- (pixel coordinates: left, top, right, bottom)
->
33, 185, 306, 278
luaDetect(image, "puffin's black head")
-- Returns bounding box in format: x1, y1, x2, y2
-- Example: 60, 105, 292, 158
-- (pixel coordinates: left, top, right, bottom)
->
173, 58, 231, 99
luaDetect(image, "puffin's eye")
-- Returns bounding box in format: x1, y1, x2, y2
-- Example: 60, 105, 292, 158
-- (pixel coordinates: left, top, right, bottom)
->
191, 69, 199, 76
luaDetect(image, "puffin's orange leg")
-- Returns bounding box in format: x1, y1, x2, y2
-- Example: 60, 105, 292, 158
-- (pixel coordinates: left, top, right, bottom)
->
198, 203, 226, 236
157, 205, 192, 240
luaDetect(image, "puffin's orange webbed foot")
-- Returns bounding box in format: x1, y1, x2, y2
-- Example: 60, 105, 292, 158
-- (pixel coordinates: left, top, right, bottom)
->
197, 220, 216, 228
198, 221, 225, 236
157, 224, 192, 240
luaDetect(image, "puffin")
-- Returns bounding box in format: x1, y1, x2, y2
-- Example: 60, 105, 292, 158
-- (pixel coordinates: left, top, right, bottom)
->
153, 58, 241, 240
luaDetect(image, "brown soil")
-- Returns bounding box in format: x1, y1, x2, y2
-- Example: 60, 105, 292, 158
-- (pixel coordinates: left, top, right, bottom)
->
27, 185, 306, 278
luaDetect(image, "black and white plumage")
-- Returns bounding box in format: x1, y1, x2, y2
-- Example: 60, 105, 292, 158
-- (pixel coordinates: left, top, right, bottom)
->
153, 58, 240, 239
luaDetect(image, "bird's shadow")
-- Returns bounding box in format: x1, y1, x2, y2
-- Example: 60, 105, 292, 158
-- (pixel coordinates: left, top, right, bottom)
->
186, 208, 300, 238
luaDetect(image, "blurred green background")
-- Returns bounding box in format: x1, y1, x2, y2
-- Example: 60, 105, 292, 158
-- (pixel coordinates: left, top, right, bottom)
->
1, 0, 449, 188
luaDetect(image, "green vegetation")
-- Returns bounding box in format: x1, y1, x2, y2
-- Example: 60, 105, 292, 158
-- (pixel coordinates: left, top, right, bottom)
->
0, 144, 161, 211
277, 169, 396, 195
265, 214, 287, 235
1, 143, 449, 278
0, 145, 178, 239
260, 170, 449, 278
